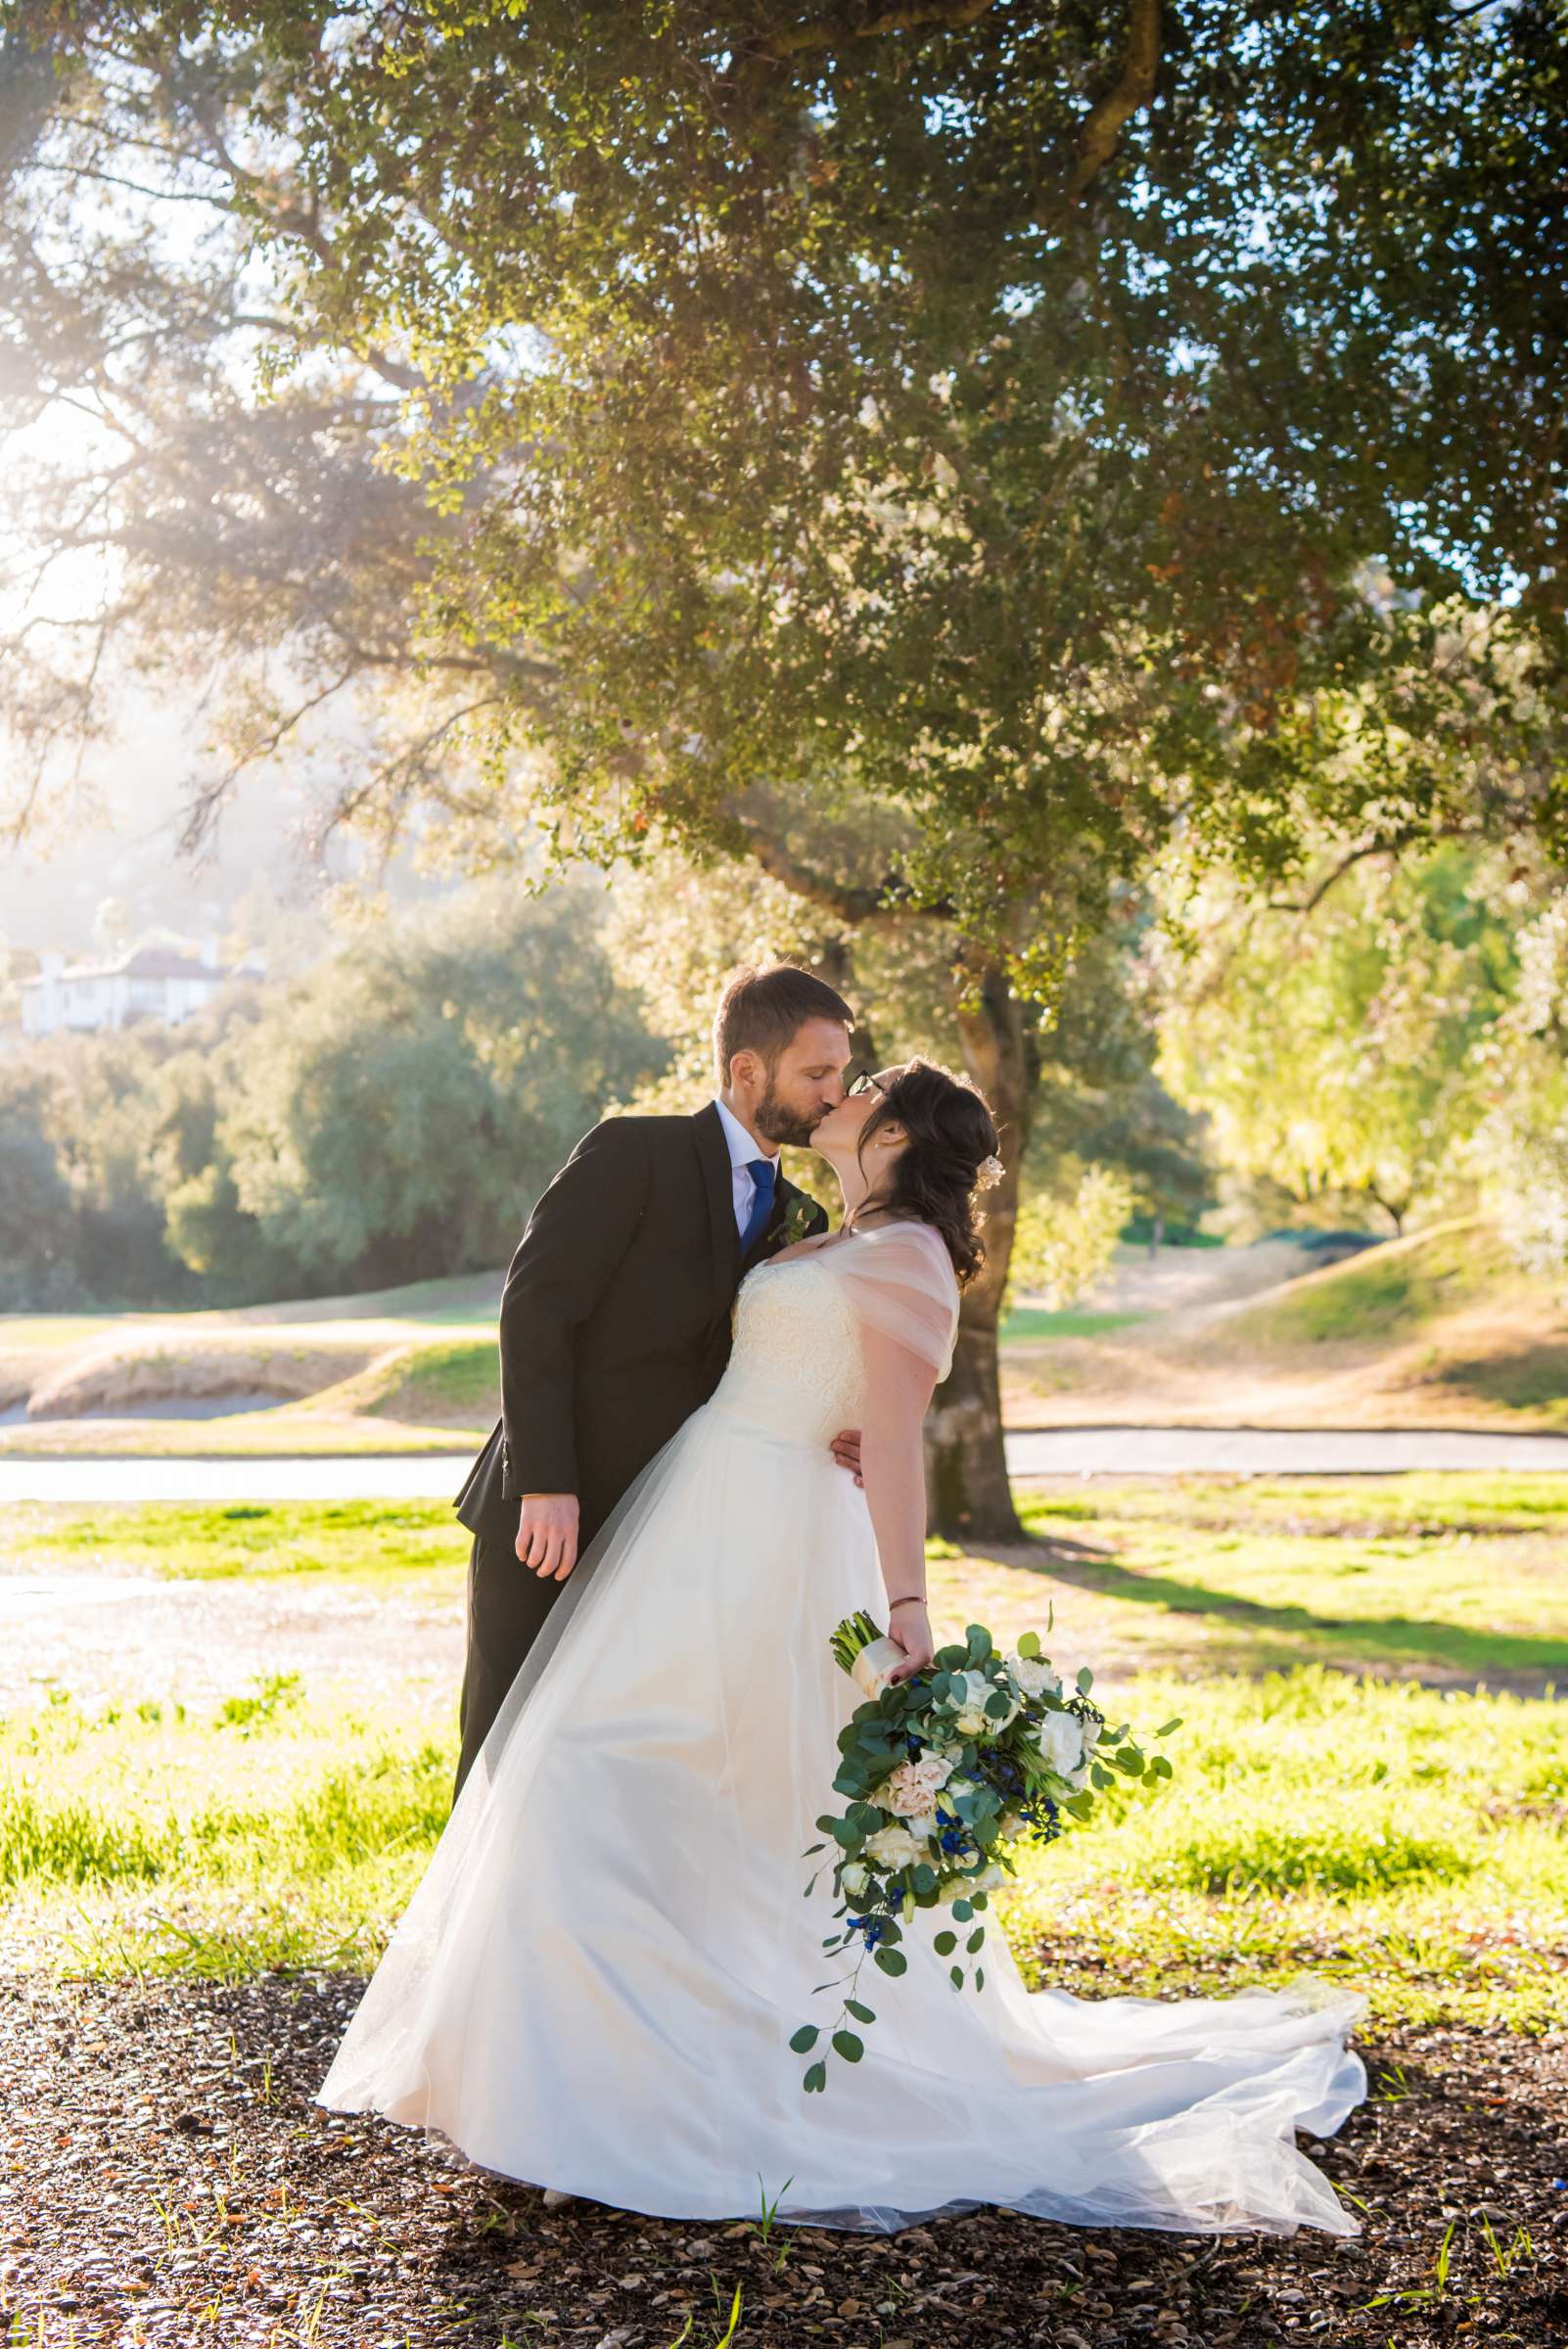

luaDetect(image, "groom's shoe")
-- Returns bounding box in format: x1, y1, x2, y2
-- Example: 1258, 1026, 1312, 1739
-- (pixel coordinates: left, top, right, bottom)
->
541, 2187, 576, 2210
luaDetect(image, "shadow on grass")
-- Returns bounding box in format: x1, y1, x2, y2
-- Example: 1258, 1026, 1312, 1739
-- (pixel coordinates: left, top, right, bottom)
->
962, 1532, 1568, 1689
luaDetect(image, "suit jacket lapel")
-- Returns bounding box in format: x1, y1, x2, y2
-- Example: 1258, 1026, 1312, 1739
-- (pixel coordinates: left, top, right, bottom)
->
692, 1102, 743, 1290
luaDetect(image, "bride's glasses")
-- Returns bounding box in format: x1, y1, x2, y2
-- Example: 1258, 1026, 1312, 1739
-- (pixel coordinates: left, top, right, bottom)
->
845, 1068, 889, 1097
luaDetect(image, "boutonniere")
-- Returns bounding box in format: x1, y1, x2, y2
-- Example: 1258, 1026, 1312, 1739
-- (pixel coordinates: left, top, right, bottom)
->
779, 1192, 818, 1250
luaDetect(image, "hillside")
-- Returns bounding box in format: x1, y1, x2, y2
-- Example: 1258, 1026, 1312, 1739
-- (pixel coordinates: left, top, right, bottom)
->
1001, 1219, 1568, 1432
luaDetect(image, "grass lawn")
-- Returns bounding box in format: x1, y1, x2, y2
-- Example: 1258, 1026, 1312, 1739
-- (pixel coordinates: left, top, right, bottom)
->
4, 1475, 1564, 2033
996, 1306, 1146, 1342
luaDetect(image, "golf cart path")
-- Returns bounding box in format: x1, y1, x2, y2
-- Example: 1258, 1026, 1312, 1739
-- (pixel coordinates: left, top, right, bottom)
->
3, 1424, 1568, 1505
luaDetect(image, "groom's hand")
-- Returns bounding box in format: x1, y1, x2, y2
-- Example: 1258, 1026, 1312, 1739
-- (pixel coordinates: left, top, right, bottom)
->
516, 1494, 579, 1582
830, 1428, 863, 1486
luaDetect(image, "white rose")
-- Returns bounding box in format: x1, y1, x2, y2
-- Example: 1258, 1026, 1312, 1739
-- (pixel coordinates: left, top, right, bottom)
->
1034, 1711, 1085, 1779
840, 1860, 870, 1896
864, 1823, 924, 1871
948, 1670, 1008, 1737
1009, 1655, 1062, 1700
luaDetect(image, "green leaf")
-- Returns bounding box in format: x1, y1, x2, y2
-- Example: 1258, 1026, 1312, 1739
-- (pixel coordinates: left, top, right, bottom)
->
951, 1899, 973, 1922
803, 2060, 827, 2095
933, 1930, 957, 1955
844, 1999, 876, 2024
1016, 1631, 1040, 1660
873, 1947, 907, 1976
789, 2025, 820, 2052
911, 1863, 938, 1894
1076, 1666, 1094, 1693
966, 1926, 985, 1953
831, 2030, 864, 2063
1156, 1717, 1183, 1737
949, 1964, 964, 1990
975, 1966, 985, 1991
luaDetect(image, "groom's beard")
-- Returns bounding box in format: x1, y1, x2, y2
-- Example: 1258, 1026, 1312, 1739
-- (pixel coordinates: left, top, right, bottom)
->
753, 1080, 828, 1152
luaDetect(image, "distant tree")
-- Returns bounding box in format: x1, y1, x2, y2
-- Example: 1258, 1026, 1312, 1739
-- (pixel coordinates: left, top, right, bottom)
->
1470, 896, 1568, 1289
1006, 1163, 1136, 1314
0, 1027, 197, 1305
213, 885, 665, 1288
0, 885, 664, 1306
1155, 843, 1520, 1237
0, 1084, 79, 1311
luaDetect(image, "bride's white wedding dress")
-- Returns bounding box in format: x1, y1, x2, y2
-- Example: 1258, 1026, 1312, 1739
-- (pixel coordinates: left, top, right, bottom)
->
318, 1222, 1365, 2234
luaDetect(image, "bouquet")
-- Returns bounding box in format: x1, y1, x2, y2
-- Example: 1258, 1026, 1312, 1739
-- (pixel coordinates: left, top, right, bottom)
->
791, 1610, 1179, 2094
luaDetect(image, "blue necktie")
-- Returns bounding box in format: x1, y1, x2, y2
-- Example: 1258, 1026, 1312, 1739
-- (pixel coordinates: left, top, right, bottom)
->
740, 1157, 776, 1256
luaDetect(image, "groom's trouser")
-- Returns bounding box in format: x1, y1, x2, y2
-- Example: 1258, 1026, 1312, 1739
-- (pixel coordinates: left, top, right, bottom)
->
453, 1519, 573, 1802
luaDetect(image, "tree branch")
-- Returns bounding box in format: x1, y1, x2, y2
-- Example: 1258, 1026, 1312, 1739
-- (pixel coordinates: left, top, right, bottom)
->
761, 0, 997, 61
1063, 0, 1162, 205
1267, 824, 1483, 916
728, 813, 955, 928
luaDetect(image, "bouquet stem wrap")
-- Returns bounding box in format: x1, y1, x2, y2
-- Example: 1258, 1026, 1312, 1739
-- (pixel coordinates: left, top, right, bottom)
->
849, 1636, 907, 1700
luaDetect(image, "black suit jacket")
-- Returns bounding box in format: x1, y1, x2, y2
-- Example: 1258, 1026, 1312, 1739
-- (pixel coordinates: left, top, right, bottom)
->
453, 1103, 827, 1543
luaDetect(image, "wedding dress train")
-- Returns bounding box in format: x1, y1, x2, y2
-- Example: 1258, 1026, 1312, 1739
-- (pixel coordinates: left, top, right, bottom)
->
318, 1222, 1365, 2235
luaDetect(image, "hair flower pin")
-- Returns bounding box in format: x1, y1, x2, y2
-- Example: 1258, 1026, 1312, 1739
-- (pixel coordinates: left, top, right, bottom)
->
975, 1153, 1005, 1192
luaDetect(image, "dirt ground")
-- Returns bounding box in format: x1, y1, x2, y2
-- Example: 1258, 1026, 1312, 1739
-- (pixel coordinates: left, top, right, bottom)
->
3, 1970, 1564, 2349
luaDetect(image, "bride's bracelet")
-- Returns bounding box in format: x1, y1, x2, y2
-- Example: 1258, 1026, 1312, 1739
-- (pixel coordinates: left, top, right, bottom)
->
889, 1594, 927, 1610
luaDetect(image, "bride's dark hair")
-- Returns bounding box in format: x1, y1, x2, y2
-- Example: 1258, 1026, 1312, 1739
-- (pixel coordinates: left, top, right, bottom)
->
855, 1058, 1000, 1286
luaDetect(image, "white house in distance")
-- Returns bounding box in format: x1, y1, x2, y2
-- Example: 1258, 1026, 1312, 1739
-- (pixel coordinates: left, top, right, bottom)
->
20, 935, 259, 1037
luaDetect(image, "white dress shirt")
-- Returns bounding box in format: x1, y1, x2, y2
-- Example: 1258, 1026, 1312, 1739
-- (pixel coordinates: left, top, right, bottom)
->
713, 1097, 780, 1238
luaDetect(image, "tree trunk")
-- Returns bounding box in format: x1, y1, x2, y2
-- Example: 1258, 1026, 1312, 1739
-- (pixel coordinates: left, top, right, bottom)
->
924, 963, 1034, 1543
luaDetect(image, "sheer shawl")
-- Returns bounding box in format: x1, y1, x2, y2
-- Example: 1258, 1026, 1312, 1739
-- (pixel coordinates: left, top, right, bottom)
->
832, 1220, 960, 1382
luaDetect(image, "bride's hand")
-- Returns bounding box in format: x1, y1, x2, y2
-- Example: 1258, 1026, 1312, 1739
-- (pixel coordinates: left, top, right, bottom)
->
886, 1600, 935, 1684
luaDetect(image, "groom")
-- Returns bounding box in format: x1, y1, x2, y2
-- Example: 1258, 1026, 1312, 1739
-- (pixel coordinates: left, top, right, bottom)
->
451, 961, 858, 1795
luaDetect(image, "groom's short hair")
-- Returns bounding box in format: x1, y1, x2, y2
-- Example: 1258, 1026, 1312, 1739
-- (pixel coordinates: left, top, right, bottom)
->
714, 962, 854, 1085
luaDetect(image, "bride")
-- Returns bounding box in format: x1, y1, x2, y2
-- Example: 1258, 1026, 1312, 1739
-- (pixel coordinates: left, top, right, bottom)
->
319, 1058, 1365, 2235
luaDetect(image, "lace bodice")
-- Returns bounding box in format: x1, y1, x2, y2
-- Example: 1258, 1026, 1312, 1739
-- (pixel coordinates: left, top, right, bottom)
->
710, 1252, 869, 1448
